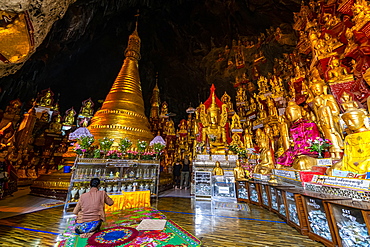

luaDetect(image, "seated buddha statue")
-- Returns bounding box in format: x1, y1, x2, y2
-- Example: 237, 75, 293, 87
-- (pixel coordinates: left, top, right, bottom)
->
177, 119, 188, 136
340, 91, 360, 112
266, 96, 278, 119
63, 108, 76, 126
221, 92, 234, 112
165, 119, 176, 136
277, 101, 320, 170
212, 161, 224, 176
329, 108, 370, 174
253, 128, 275, 174
79, 100, 94, 118
230, 133, 244, 148
199, 93, 228, 154
38, 89, 54, 108
234, 159, 248, 180
46, 115, 63, 134
327, 57, 354, 84
230, 113, 243, 131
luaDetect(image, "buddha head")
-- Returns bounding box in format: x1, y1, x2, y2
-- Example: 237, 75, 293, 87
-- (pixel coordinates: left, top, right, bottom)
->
342, 108, 369, 133
310, 81, 327, 97
314, 96, 325, 108
215, 161, 221, 167
285, 101, 303, 122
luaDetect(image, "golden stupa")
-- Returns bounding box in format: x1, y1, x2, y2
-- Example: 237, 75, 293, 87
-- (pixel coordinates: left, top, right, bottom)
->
88, 23, 153, 143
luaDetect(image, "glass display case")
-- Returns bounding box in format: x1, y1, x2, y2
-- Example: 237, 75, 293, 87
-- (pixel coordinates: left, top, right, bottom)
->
301, 191, 346, 246
276, 188, 286, 219
248, 181, 261, 205
64, 158, 160, 212
211, 175, 236, 201
260, 183, 270, 209
194, 171, 212, 197
235, 180, 249, 203
327, 199, 370, 247
270, 186, 278, 212
285, 191, 300, 226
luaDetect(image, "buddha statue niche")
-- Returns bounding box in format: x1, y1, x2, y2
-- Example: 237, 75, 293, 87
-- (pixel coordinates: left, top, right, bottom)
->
277, 101, 320, 170
199, 85, 228, 154
327, 57, 354, 84
46, 115, 63, 134
234, 159, 248, 180
340, 91, 360, 112
330, 108, 370, 174
212, 161, 224, 176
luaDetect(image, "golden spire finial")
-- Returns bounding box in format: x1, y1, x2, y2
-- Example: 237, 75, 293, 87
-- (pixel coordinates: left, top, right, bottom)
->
124, 10, 141, 60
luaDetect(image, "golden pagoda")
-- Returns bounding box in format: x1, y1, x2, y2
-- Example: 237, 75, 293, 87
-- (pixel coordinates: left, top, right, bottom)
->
150, 73, 161, 119
88, 23, 153, 143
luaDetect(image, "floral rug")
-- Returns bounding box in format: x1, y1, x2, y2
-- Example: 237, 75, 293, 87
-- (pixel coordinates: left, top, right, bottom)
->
57, 207, 201, 247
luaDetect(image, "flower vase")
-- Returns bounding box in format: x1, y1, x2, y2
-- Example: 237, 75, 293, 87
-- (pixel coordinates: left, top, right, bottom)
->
317, 149, 323, 159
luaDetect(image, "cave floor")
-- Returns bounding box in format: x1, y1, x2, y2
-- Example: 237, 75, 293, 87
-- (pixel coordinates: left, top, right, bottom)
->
0, 189, 323, 247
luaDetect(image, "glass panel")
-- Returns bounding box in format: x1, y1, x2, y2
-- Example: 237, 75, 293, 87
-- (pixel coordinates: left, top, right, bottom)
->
305, 197, 332, 241
286, 191, 299, 226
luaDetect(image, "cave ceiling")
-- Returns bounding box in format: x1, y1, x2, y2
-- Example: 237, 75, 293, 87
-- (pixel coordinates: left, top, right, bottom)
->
0, 0, 300, 120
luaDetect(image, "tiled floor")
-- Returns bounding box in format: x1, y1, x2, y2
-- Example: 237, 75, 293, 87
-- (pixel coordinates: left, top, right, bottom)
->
0, 188, 324, 247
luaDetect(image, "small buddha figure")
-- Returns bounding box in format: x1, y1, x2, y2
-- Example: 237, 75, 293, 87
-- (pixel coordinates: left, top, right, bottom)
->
212, 161, 224, 176
230, 133, 244, 148
314, 96, 343, 159
165, 119, 176, 136
46, 115, 63, 134
38, 89, 54, 108
233, 160, 248, 180
253, 128, 274, 174
160, 101, 169, 117
178, 119, 188, 136
330, 108, 370, 174
79, 99, 94, 118
340, 91, 360, 112
221, 92, 234, 112
243, 121, 254, 149
277, 115, 290, 153
236, 87, 246, 103
266, 96, 278, 119
327, 57, 354, 84
248, 97, 257, 114
230, 113, 243, 131
63, 108, 76, 126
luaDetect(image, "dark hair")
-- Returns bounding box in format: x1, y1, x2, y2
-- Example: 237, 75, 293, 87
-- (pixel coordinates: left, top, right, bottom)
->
90, 178, 100, 187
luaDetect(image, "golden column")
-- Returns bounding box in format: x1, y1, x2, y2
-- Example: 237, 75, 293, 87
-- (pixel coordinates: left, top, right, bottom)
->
88, 23, 153, 144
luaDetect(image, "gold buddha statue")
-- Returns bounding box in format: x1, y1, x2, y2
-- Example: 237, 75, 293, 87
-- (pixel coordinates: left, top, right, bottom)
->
314, 96, 343, 159
160, 101, 169, 117
253, 128, 274, 174
63, 108, 76, 126
212, 161, 224, 176
46, 115, 63, 134
340, 91, 360, 112
40, 111, 50, 122
327, 57, 354, 84
221, 92, 234, 112
236, 87, 246, 103
38, 89, 54, 108
266, 96, 278, 119
233, 159, 248, 180
230, 133, 244, 148
165, 119, 176, 136
329, 108, 370, 174
199, 89, 228, 155
80, 100, 94, 118
310, 81, 343, 137
243, 121, 254, 149
277, 115, 290, 153
230, 113, 242, 130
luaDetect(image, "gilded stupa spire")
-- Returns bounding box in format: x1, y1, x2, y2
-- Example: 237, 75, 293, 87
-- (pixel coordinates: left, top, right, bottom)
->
150, 72, 161, 119
88, 19, 153, 144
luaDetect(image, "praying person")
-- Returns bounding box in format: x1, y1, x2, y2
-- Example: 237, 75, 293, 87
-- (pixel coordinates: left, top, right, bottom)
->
73, 178, 114, 238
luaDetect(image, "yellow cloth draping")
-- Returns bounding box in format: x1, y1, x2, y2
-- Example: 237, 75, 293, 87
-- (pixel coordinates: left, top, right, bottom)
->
106, 190, 151, 212
342, 130, 370, 174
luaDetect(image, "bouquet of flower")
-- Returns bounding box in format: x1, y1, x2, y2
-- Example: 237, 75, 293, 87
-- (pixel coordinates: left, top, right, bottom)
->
306, 137, 332, 158
127, 150, 139, 159
141, 151, 156, 160
74, 136, 95, 155
99, 137, 114, 153
136, 140, 148, 153
106, 150, 123, 159
118, 137, 132, 153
